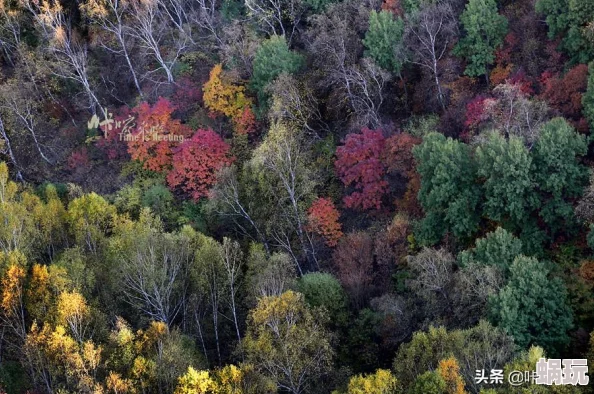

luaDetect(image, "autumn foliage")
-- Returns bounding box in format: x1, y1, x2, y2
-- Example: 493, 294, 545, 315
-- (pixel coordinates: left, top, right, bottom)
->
307, 197, 343, 247
335, 128, 388, 211
203, 64, 255, 134
541, 64, 589, 130
166, 130, 234, 201
127, 97, 192, 173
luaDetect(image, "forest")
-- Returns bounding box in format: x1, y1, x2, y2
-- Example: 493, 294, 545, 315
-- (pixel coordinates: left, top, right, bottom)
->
0, 0, 592, 392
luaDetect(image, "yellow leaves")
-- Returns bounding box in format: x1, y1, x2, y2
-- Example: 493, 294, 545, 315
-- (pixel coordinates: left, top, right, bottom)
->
57, 290, 90, 338
26, 263, 52, 322
346, 369, 398, 394
106, 371, 133, 394
437, 357, 467, 394
0, 162, 17, 202
79, 0, 109, 19
175, 367, 216, 394
0, 264, 25, 316
203, 64, 252, 123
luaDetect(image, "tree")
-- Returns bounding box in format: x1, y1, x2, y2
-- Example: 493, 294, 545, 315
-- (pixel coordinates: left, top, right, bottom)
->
541, 64, 589, 128
455, 0, 508, 80
457, 227, 522, 275
489, 255, 573, 354
80, 0, 142, 96
111, 210, 191, 326
407, 248, 454, 317
67, 193, 117, 255
413, 133, 481, 244
332, 232, 375, 309
243, 291, 334, 394
251, 36, 303, 112
345, 369, 399, 394
392, 321, 515, 392
297, 272, 349, 327
436, 358, 466, 394
531, 118, 588, 236
127, 97, 192, 174
166, 129, 233, 201
363, 10, 404, 74
246, 245, 296, 300
335, 128, 388, 211
249, 122, 318, 272
203, 64, 253, 133
403, 0, 457, 110
475, 132, 536, 231
306, 198, 343, 247
244, 0, 305, 44
583, 62, 594, 131
410, 371, 446, 394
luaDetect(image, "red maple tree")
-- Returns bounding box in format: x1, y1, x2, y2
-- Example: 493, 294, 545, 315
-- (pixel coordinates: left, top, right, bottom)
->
335, 128, 388, 211
166, 129, 234, 201
307, 197, 343, 247
127, 97, 192, 173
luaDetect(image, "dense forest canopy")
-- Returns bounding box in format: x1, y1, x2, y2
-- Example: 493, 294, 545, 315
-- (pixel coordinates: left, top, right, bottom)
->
0, 0, 592, 392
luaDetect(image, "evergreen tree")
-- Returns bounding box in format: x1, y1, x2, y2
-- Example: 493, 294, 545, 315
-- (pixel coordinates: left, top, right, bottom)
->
363, 10, 405, 74
455, 0, 508, 79
489, 255, 573, 355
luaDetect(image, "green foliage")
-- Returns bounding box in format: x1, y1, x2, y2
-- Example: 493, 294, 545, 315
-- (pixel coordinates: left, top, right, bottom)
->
458, 227, 522, 275
297, 272, 349, 327
536, 0, 594, 63
251, 36, 304, 115
363, 10, 404, 74
583, 62, 594, 131
413, 132, 481, 245
392, 321, 514, 392
531, 118, 589, 235
475, 133, 536, 228
303, 0, 337, 13
410, 371, 446, 394
489, 255, 573, 355
455, 0, 508, 78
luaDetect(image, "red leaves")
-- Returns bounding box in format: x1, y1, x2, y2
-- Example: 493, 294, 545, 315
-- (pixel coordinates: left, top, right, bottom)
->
166, 130, 234, 201
335, 128, 421, 212
335, 128, 388, 211
464, 95, 489, 131
127, 97, 192, 173
307, 198, 343, 247
541, 64, 589, 124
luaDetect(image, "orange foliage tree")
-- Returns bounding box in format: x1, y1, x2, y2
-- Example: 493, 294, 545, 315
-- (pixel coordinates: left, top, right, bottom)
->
127, 97, 192, 173
307, 197, 343, 247
166, 130, 234, 201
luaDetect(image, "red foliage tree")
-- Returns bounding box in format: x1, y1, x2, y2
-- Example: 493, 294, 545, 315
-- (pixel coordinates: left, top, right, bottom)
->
127, 97, 192, 173
172, 77, 203, 115
541, 64, 589, 130
383, 132, 423, 217
332, 231, 375, 309
233, 106, 257, 135
381, 0, 403, 16
307, 197, 343, 247
166, 129, 234, 201
67, 147, 90, 170
464, 95, 490, 133
335, 128, 388, 211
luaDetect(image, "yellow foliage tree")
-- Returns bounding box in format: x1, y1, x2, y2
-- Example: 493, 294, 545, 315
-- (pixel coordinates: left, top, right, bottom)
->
437, 357, 466, 394
203, 64, 253, 133
346, 369, 399, 394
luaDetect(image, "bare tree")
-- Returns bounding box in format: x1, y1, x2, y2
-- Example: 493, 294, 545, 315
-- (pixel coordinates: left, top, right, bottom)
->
220, 238, 243, 352
244, 0, 305, 44
0, 80, 54, 164
81, 0, 143, 96
307, 6, 389, 127
128, 0, 189, 84
208, 165, 270, 254
35, 0, 106, 118
250, 123, 319, 274
404, 0, 458, 111
118, 223, 191, 326
0, 114, 23, 181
